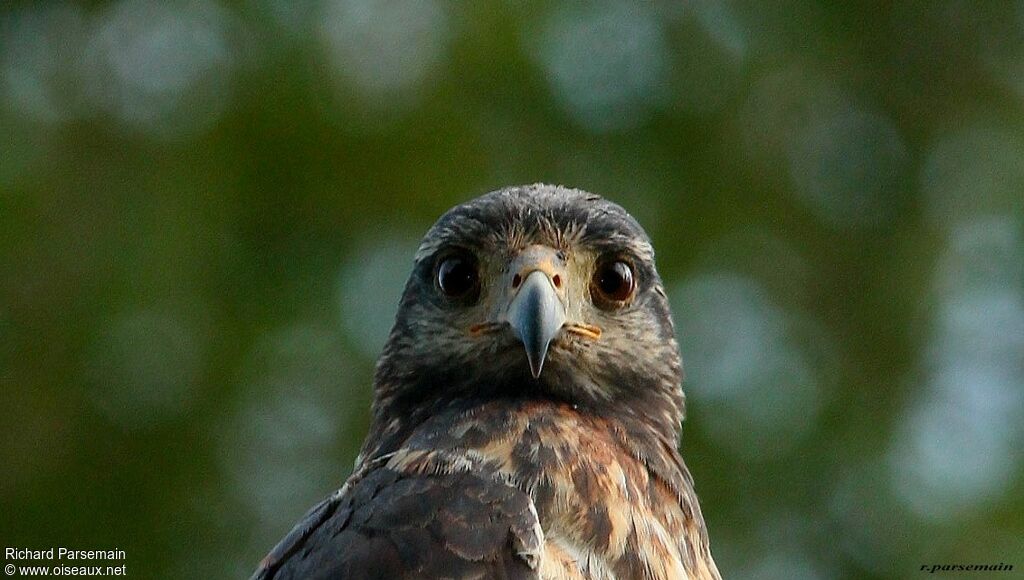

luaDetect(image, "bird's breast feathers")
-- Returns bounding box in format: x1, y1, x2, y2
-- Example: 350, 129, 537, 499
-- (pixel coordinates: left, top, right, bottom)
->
384, 400, 719, 580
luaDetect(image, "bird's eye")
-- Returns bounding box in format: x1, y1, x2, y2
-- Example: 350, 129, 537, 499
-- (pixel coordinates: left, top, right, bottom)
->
591, 259, 636, 308
435, 251, 480, 303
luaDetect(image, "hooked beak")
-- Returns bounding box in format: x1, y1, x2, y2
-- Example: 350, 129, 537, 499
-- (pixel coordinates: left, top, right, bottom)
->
507, 270, 566, 378
505, 254, 567, 379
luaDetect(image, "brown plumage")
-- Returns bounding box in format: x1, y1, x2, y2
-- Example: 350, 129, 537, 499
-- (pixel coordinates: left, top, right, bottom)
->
252, 185, 721, 579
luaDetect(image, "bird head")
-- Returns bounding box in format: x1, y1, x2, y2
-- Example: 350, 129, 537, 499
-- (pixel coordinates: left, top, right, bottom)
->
372, 184, 684, 436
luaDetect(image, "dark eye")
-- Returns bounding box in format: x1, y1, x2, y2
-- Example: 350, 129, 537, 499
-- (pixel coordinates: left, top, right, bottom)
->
591, 259, 636, 307
435, 251, 480, 302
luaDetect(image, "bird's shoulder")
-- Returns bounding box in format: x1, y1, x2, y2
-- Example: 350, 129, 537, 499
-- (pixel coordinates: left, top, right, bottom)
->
251, 448, 542, 580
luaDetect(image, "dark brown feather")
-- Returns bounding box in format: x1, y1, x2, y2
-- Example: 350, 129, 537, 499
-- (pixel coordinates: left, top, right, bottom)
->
252, 464, 541, 580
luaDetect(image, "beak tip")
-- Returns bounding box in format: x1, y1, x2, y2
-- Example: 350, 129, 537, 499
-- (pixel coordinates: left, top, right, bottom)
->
528, 356, 544, 379
522, 341, 547, 379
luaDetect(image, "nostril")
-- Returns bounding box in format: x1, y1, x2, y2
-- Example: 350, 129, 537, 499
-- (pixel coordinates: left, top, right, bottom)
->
552, 274, 562, 289
512, 273, 522, 288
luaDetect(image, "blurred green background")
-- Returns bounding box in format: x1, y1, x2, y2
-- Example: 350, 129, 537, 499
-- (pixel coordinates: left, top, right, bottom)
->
2, 1, 1023, 578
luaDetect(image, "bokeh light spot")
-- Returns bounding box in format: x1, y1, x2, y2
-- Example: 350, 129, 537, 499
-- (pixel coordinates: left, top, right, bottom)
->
0, 4, 90, 124
787, 103, 908, 228
672, 272, 826, 458
533, 2, 668, 132
890, 216, 1024, 519
337, 234, 420, 360
692, 0, 748, 60
319, 0, 450, 106
82, 0, 235, 139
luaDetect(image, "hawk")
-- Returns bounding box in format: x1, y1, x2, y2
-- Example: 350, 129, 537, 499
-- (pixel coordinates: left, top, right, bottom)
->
252, 184, 721, 579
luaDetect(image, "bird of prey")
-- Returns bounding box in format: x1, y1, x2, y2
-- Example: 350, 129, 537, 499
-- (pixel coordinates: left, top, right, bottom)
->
252, 184, 720, 579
